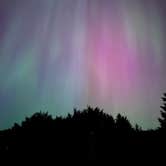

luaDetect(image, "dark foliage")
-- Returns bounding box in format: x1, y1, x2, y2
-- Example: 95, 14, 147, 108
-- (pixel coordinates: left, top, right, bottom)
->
158, 93, 166, 129
0, 94, 166, 164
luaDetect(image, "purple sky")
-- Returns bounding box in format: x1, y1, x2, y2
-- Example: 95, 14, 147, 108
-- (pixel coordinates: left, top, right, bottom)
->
0, 0, 166, 129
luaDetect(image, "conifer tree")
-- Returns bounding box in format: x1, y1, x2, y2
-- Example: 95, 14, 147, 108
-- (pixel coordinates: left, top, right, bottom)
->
158, 93, 166, 129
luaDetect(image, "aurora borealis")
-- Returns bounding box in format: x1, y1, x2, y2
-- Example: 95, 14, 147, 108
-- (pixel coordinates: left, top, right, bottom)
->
0, 0, 166, 129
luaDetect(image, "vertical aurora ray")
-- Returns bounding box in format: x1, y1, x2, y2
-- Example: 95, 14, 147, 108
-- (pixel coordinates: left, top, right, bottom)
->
0, 0, 166, 129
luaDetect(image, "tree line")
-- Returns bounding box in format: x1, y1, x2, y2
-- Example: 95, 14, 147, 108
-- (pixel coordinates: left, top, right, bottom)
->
0, 93, 166, 163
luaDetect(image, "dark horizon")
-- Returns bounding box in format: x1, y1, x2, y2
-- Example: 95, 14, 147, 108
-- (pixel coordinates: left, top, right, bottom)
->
1, 96, 166, 163
0, 105, 161, 131
0, 92, 166, 131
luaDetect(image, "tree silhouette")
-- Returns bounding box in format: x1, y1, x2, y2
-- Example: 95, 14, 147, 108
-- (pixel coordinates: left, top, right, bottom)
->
158, 93, 166, 129
0, 104, 166, 163
135, 124, 142, 132
21, 112, 53, 130
116, 113, 132, 131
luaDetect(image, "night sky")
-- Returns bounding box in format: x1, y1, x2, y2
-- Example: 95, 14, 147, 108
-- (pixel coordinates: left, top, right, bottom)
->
0, 0, 166, 129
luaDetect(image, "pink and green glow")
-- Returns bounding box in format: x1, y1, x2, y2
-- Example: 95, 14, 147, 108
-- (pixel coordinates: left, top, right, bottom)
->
0, 0, 166, 129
